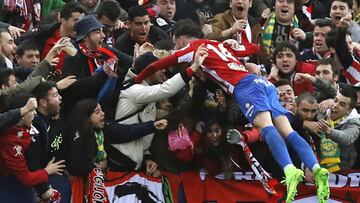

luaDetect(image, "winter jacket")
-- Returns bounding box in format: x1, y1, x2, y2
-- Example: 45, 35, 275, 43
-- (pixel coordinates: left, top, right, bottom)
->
26, 112, 68, 195
111, 68, 191, 169
328, 109, 360, 170
0, 60, 53, 96
206, 10, 262, 45
62, 45, 132, 79
114, 26, 170, 57
313, 78, 338, 102
67, 121, 156, 176
60, 70, 107, 118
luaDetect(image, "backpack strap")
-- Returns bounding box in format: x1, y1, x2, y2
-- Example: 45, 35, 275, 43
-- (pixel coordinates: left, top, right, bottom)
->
114, 105, 147, 123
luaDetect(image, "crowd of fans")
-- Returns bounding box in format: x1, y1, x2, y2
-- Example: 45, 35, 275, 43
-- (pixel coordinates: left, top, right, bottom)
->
0, 0, 359, 202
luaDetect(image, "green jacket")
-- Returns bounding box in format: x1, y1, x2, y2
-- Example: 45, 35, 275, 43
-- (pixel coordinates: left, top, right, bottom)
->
0, 0, 65, 22
313, 78, 337, 102
0, 60, 53, 96
42, 0, 65, 20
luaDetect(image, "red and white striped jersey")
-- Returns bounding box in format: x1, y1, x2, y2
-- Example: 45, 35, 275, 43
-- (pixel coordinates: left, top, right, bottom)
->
135, 39, 260, 94
343, 57, 360, 85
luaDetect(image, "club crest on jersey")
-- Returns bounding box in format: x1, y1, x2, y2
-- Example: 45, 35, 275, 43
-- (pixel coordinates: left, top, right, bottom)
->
227, 62, 247, 71
13, 145, 23, 157
17, 131, 23, 138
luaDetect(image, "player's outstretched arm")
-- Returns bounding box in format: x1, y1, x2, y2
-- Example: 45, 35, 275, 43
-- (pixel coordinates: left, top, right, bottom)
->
223, 39, 260, 57
134, 54, 179, 83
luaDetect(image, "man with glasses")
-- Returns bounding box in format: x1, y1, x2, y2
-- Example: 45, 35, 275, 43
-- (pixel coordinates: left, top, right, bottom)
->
96, 0, 128, 47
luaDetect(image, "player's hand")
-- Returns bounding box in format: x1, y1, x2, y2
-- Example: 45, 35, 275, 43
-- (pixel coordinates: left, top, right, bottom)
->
191, 44, 208, 72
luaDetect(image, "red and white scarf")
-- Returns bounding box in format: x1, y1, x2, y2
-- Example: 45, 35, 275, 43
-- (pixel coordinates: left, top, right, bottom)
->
78, 43, 117, 75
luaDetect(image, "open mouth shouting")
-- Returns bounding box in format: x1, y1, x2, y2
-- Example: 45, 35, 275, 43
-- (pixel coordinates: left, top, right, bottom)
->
138, 32, 147, 41
314, 41, 323, 50
333, 15, 343, 25
281, 8, 289, 14
281, 64, 291, 71
235, 3, 245, 12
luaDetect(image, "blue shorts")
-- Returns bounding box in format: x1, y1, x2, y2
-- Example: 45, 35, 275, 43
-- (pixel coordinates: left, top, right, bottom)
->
234, 74, 291, 123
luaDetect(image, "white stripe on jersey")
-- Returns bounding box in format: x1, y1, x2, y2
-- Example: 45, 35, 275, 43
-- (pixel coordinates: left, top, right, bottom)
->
202, 66, 235, 94
346, 66, 360, 82
178, 51, 194, 63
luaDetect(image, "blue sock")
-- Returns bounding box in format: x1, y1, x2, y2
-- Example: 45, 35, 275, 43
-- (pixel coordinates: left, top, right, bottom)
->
286, 131, 318, 171
261, 126, 293, 168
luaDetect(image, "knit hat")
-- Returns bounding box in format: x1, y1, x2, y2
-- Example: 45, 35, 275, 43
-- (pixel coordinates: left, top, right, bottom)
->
74, 15, 104, 41
133, 52, 158, 74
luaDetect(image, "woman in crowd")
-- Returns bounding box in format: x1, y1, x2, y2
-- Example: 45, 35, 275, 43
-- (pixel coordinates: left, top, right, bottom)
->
67, 99, 168, 202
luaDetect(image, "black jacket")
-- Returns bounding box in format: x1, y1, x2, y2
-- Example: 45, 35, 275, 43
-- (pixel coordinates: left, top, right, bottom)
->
114, 26, 170, 56
19, 22, 60, 53
62, 45, 132, 79
67, 120, 156, 176
60, 70, 108, 119
26, 112, 68, 195
151, 15, 176, 34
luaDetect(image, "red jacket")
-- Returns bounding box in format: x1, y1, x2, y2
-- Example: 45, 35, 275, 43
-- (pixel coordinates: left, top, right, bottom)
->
0, 126, 48, 187
40, 28, 66, 72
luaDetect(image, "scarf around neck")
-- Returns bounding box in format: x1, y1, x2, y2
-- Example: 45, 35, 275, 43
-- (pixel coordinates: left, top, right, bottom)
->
262, 12, 299, 52
319, 116, 345, 172
78, 42, 117, 75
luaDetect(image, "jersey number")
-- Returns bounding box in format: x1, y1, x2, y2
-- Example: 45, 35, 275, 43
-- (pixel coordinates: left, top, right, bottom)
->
206, 44, 237, 62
